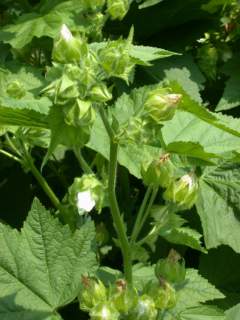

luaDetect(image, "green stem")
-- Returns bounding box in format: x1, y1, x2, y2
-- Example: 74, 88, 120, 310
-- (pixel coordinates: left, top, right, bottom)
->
99, 105, 132, 284
132, 187, 158, 242
22, 145, 61, 210
0, 149, 21, 163
109, 141, 132, 284
73, 147, 93, 174
131, 186, 152, 243
159, 128, 167, 150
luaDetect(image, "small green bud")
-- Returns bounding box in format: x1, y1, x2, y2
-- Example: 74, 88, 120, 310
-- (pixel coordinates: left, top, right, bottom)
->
89, 84, 112, 102
68, 174, 105, 214
80, 276, 107, 311
90, 302, 119, 320
128, 294, 157, 320
146, 281, 176, 310
52, 25, 83, 63
144, 88, 182, 122
6, 80, 26, 99
111, 280, 138, 314
163, 173, 198, 209
155, 249, 186, 284
107, 0, 129, 20
83, 0, 106, 10
99, 40, 134, 81
63, 99, 95, 127
141, 154, 175, 188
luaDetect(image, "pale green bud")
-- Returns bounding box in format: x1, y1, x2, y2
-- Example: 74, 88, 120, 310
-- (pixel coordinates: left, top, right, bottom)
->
83, 0, 106, 10
6, 80, 26, 99
99, 40, 134, 81
146, 281, 176, 310
52, 25, 83, 63
144, 88, 182, 122
107, 0, 129, 20
90, 302, 119, 320
163, 173, 199, 209
68, 174, 105, 214
63, 99, 95, 128
155, 250, 186, 284
141, 154, 175, 188
89, 84, 112, 102
111, 280, 138, 314
129, 294, 157, 320
80, 277, 107, 311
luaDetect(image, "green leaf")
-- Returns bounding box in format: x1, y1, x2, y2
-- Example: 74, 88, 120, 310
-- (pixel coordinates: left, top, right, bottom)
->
138, 0, 165, 9
226, 303, 240, 320
180, 305, 226, 320
132, 264, 155, 290
166, 141, 218, 163
0, 198, 97, 319
216, 73, 240, 111
201, 0, 233, 13
129, 45, 178, 65
164, 269, 225, 318
196, 163, 240, 253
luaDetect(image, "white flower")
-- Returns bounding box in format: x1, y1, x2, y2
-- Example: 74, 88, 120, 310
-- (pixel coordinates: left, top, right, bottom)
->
77, 190, 96, 214
60, 24, 73, 42
181, 174, 194, 189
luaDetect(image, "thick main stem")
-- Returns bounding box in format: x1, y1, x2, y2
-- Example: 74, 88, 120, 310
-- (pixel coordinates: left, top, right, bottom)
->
109, 141, 132, 284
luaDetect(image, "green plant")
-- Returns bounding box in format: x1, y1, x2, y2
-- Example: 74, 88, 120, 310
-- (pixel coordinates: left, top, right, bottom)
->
0, 0, 240, 319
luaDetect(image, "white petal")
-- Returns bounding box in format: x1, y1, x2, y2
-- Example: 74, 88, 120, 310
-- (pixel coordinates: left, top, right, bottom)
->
77, 190, 96, 213
60, 24, 73, 41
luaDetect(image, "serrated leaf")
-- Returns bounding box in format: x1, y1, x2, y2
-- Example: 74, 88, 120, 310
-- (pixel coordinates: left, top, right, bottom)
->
132, 264, 155, 290
226, 303, 240, 320
162, 111, 240, 154
168, 269, 224, 316
216, 73, 240, 111
130, 45, 178, 65
180, 305, 226, 320
0, 198, 97, 319
196, 163, 240, 253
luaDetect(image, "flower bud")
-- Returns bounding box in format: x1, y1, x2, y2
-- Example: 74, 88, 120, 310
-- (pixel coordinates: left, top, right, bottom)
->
52, 25, 83, 63
84, 0, 106, 10
89, 84, 112, 102
146, 281, 176, 310
141, 154, 175, 188
111, 280, 138, 314
80, 276, 107, 311
99, 40, 134, 81
163, 173, 198, 209
128, 295, 157, 320
107, 0, 129, 20
155, 250, 186, 284
144, 88, 182, 122
6, 80, 26, 99
63, 99, 95, 128
68, 174, 105, 214
90, 302, 119, 320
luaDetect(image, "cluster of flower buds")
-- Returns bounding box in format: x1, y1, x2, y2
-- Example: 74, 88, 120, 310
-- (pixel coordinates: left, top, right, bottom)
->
141, 153, 175, 188
163, 172, 199, 209
6, 80, 26, 99
79, 275, 178, 320
144, 87, 182, 123
107, 0, 129, 20
68, 174, 105, 214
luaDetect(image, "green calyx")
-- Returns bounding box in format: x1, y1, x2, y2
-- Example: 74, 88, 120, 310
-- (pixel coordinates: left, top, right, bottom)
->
163, 172, 199, 209
63, 99, 95, 128
155, 249, 186, 284
127, 294, 157, 320
80, 277, 108, 311
90, 302, 120, 320
141, 153, 175, 188
107, 0, 130, 20
144, 87, 182, 123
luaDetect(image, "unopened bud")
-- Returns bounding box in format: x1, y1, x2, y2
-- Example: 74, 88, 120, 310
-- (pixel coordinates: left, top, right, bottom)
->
163, 173, 198, 209
146, 281, 176, 310
80, 277, 107, 311
6, 80, 26, 99
141, 154, 175, 188
144, 88, 182, 122
129, 294, 157, 320
107, 0, 129, 20
90, 302, 119, 320
89, 84, 112, 102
